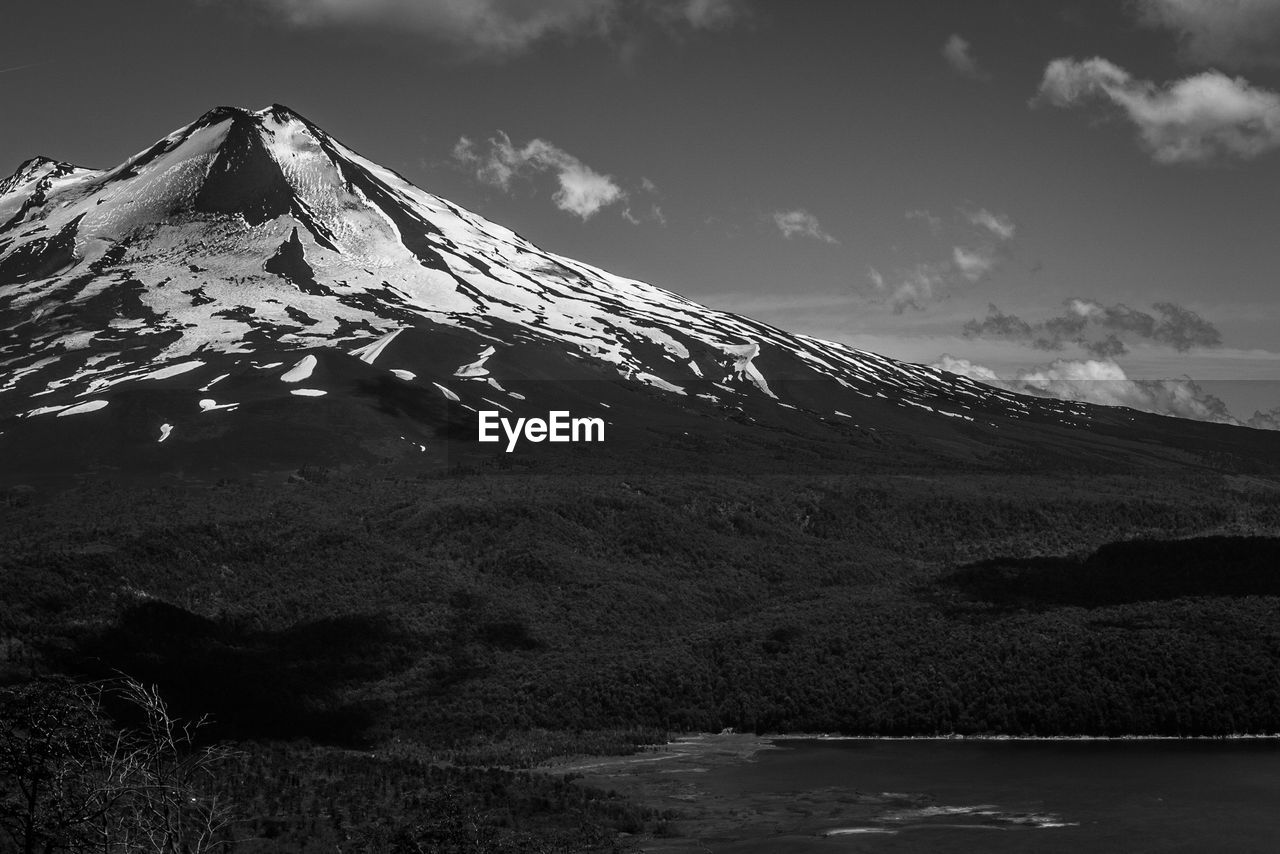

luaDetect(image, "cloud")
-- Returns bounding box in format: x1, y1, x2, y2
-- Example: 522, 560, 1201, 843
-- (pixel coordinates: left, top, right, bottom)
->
963, 299, 1223, 356
228, 0, 748, 58
1150, 300, 1224, 350
659, 0, 743, 29
1015, 359, 1236, 423
906, 209, 943, 231
1247, 406, 1280, 430
1135, 0, 1280, 69
942, 33, 986, 79
869, 207, 1014, 311
621, 178, 665, 225
964, 208, 1016, 241
1071, 299, 1223, 351
453, 132, 626, 219
1036, 57, 1280, 163
0, 62, 45, 75
622, 203, 666, 226
772, 209, 838, 243
932, 354, 1002, 384
952, 246, 997, 282
868, 263, 953, 313
962, 304, 1035, 341
931, 354, 1238, 424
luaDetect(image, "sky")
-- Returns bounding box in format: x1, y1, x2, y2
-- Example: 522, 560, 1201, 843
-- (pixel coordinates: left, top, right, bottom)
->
4, 0, 1280, 424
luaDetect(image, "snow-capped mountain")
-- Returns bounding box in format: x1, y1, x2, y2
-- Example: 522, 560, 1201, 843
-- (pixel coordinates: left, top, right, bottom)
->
0, 105, 1274, 477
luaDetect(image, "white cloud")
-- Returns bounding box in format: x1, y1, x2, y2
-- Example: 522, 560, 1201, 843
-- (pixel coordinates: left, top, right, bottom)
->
964, 208, 1015, 241
1247, 406, 1280, 430
871, 262, 951, 313
932, 354, 1002, 384
228, 0, 747, 57
1037, 57, 1280, 163
772, 209, 838, 243
870, 206, 1012, 311
1014, 359, 1233, 422
554, 167, 625, 219
905, 209, 943, 231
1135, 0, 1280, 69
658, 0, 743, 29
622, 203, 666, 226
952, 246, 996, 282
942, 33, 986, 79
931, 354, 1238, 424
453, 133, 625, 219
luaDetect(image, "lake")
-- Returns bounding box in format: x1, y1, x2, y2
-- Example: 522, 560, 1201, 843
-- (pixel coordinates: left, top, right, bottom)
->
568, 735, 1280, 852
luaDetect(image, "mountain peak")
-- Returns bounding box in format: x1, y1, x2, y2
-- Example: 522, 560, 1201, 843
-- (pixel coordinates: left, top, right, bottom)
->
10, 155, 61, 174
1, 156, 88, 194
2, 107, 1276, 481
188, 103, 310, 129
189, 107, 304, 225
262, 103, 308, 122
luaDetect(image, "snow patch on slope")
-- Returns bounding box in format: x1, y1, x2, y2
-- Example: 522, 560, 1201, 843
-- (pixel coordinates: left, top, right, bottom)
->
455, 347, 495, 379
351, 329, 402, 365
57, 400, 108, 417
432, 382, 460, 401
280, 355, 317, 383
722, 342, 776, 399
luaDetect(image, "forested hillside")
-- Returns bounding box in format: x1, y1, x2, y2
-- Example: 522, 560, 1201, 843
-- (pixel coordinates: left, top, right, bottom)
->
3, 466, 1280, 850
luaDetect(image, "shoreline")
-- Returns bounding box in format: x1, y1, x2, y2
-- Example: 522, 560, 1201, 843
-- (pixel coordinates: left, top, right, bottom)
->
544, 730, 1280, 773
543, 731, 1280, 851
765, 732, 1280, 742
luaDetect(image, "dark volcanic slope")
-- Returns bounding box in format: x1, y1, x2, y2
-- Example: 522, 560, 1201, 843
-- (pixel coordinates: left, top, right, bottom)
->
0, 105, 1277, 479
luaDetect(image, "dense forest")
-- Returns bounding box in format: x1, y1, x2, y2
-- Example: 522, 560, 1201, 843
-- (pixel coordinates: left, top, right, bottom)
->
3, 463, 1280, 850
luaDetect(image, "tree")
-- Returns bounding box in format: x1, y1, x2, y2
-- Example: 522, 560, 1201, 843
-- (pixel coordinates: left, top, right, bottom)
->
0, 678, 236, 854
0, 679, 107, 854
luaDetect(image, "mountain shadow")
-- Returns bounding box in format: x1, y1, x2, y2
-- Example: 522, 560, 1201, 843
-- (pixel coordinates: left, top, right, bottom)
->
60, 600, 415, 745
940, 535, 1280, 609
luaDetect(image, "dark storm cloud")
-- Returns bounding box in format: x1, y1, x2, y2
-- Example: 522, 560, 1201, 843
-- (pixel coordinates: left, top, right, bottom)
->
963, 299, 1222, 355
1036, 57, 1280, 163
1150, 301, 1224, 350
1084, 300, 1157, 339
1085, 333, 1128, 359
1073, 299, 1222, 351
1135, 0, 1280, 70
218, 0, 748, 57
963, 304, 1034, 341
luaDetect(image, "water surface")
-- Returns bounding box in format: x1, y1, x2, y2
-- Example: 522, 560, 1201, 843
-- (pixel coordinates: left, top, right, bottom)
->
593, 737, 1280, 852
